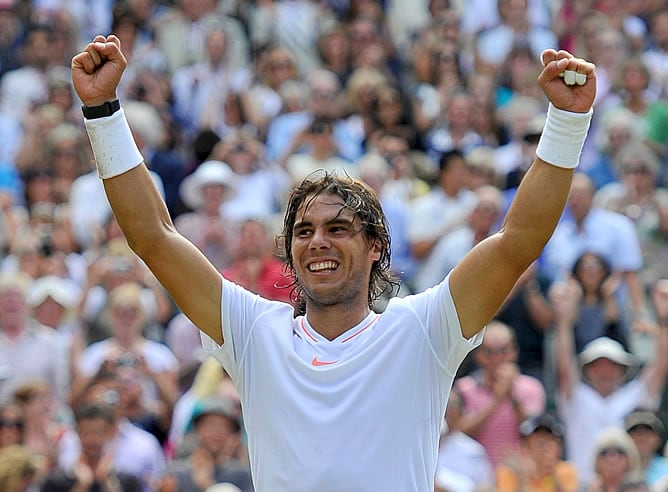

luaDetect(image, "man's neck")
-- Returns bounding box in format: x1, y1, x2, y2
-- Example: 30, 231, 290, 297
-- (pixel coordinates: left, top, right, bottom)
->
305, 304, 371, 341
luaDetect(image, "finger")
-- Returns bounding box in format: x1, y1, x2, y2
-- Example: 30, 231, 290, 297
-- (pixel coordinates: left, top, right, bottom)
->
72, 51, 97, 74
85, 43, 103, 67
105, 34, 122, 48
540, 48, 559, 67
92, 39, 124, 63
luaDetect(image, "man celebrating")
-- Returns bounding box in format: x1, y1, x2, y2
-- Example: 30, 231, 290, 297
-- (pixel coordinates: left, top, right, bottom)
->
71, 36, 596, 491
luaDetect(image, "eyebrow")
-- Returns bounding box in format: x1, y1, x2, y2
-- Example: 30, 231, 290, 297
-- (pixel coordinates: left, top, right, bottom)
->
293, 215, 356, 230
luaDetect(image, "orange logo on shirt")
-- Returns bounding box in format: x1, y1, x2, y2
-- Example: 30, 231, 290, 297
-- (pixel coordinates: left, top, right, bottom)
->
311, 356, 338, 366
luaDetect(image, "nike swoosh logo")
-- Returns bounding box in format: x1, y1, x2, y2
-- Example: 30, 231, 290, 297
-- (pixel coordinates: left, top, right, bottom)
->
311, 356, 339, 367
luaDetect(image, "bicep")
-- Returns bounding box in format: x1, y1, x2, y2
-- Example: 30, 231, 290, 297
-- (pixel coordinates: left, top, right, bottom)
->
449, 233, 528, 339
142, 231, 223, 344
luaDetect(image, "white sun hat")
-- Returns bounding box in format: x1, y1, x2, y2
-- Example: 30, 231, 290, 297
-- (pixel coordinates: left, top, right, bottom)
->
180, 160, 238, 210
27, 275, 80, 309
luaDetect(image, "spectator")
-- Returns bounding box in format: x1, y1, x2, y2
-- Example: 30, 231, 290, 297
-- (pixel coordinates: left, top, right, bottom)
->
170, 20, 251, 140
240, 45, 300, 140
0, 271, 59, 404
413, 184, 503, 292
174, 160, 239, 271
643, 8, 668, 99
265, 68, 363, 164
208, 130, 290, 222
589, 427, 642, 492
41, 402, 143, 492
78, 238, 172, 345
434, 387, 494, 492
166, 396, 253, 492
67, 370, 167, 491
12, 380, 77, 478
551, 278, 668, 484
496, 413, 579, 492
540, 172, 647, 333
583, 107, 643, 189
154, 1, 248, 75
222, 218, 292, 304
0, 444, 39, 492
595, 140, 668, 290
408, 149, 477, 290
0, 24, 54, 124
0, 402, 24, 449
473, 0, 557, 75
315, 21, 352, 86
26, 275, 82, 402
569, 251, 627, 353
282, 116, 356, 185
607, 56, 668, 156
424, 87, 483, 161
455, 320, 546, 467
72, 281, 179, 436
494, 261, 554, 382
624, 408, 668, 487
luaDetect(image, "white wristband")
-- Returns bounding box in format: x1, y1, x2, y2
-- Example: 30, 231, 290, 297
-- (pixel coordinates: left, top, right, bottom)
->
535, 103, 593, 169
84, 108, 144, 179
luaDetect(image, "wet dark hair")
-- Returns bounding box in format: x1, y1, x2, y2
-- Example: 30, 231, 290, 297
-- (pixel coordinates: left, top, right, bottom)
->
277, 172, 397, 314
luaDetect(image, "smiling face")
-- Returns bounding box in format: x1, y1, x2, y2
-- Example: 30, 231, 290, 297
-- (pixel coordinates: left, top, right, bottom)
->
291, 193, 380, 311
280, 174, 394, 315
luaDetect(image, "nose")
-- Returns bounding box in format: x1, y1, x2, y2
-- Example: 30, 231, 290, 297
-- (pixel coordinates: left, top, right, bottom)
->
308, 227, 331, 250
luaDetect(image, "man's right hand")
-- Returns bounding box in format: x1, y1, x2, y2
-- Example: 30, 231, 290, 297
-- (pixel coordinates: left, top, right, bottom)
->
71, 35, 126, 107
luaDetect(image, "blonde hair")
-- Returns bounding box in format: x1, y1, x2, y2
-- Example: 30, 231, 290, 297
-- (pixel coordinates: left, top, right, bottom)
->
108, 281, 143, 311
0, 445, 37, 492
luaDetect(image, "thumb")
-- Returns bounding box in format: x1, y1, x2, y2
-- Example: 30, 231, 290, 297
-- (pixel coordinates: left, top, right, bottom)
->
542, 57, 569, 80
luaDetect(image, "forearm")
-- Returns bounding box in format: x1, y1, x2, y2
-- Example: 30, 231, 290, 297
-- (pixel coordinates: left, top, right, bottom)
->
501, 160, 573, 263
554, 317, 576, 394
103, 165, 175, 259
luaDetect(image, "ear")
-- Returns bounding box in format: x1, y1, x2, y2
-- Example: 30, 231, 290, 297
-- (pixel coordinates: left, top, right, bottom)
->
369, 239, 382, 263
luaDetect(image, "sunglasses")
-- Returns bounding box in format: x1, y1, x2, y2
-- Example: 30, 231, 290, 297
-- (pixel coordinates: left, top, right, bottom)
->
598, 447, 626, 457
623, 165, 650, 175
479, 345, 513, 356
0, 419, 24, 430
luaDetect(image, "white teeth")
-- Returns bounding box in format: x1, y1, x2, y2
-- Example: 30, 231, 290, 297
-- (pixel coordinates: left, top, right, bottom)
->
575, 72, 587, 85
308, 261, 337, 272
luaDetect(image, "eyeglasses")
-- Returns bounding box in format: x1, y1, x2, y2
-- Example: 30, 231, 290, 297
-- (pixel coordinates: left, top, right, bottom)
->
598, 447, 626, 457
623, 165, 650, 175
0, 419, 24, 430
479, 345, 513, 356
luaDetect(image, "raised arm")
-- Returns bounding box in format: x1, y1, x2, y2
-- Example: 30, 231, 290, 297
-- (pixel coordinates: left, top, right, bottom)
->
71, 36, 224, 344
450, 50, 596, 338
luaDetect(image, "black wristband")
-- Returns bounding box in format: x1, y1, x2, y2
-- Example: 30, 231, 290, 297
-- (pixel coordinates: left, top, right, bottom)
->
81, 99, 121, 119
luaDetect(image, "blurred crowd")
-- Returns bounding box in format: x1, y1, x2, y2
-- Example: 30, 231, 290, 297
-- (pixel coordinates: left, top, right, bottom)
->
3, 0, 668, 490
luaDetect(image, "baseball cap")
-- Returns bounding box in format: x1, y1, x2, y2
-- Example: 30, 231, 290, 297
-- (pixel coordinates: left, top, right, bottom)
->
519, 413, 564, 438
579, 337, 635, 367
624, 409, 665, 435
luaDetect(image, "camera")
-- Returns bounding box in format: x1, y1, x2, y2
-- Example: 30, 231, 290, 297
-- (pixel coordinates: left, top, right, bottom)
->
309, 117, 332, 136
110, 256, 133, 275
117, 352, 138, 368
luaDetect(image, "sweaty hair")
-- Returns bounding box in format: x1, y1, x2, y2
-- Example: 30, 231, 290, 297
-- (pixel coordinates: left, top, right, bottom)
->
277, 172, 396, 314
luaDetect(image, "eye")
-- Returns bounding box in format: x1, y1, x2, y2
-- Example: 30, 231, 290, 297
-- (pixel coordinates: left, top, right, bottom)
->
294, 228, 312, 238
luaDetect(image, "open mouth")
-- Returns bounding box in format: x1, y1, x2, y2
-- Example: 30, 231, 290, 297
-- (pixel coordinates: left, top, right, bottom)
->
307, 260, 339, 273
